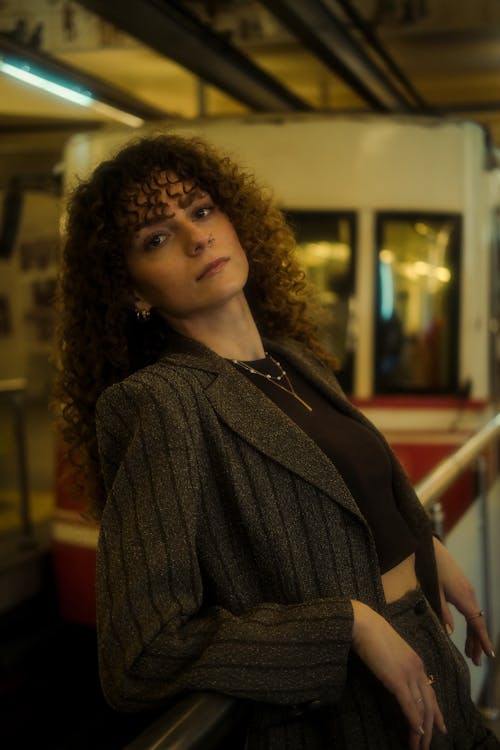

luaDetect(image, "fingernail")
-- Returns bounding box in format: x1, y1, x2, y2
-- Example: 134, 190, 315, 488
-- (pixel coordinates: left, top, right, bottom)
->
490, 650, 496, 659
445, 623, 453, 635
419, 726, 425, 736
443, 723, 448, 734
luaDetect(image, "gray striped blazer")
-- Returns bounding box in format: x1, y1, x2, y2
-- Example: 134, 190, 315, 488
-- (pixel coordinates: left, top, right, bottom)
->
95, 333, 441, 739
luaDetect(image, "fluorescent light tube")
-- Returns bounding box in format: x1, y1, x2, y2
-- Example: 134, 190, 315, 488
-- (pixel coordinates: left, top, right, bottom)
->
1, 59, 144, 127
1, 60, 92, 106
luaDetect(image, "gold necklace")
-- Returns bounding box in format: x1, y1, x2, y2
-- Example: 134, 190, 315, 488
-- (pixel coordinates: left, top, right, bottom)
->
231, 352, 313, 412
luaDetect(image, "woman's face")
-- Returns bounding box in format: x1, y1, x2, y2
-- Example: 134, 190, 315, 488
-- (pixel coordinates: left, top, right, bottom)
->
124, 173, 249, 329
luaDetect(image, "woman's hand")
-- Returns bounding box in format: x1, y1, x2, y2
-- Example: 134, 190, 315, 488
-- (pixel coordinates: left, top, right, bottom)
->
432, 537, 495, 665
351, 600, 447, 750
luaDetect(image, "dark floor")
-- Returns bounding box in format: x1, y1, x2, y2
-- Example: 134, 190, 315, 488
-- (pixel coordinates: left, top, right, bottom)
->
0, 590, 159, 749
1, 587, 499, 749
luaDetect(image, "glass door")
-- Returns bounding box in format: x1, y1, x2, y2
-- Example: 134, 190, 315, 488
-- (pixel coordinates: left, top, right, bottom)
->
287, 211, 356, 393
375, 213, 461, 394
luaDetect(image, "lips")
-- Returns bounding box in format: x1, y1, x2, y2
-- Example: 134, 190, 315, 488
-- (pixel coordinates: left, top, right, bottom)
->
196, 257, 229, 281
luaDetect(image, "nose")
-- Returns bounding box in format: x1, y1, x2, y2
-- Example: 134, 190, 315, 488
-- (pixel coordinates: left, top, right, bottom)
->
183, 221, 210, 256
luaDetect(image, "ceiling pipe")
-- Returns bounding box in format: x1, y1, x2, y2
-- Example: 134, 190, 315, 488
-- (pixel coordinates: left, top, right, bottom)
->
329, 0, 431, 112
0, 32, 166, 123
76, 0, 311, 113
260, 0, 417, 112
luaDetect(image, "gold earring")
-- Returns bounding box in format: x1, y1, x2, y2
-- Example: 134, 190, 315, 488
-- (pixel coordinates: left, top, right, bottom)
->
136, 308, 151, 321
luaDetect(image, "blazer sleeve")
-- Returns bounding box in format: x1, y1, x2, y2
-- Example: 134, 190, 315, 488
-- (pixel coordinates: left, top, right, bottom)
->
95, 376, 354, 712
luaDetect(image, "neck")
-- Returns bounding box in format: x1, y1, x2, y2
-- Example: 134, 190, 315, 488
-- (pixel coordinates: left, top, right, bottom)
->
163, 294, 265, 360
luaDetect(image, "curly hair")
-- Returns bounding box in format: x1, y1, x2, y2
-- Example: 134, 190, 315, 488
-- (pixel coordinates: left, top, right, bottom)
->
54, 132, 336, 517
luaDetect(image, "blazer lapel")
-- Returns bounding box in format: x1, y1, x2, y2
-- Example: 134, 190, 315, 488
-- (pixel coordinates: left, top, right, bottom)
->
204, 365, 366, 523
159, 333, 367, 524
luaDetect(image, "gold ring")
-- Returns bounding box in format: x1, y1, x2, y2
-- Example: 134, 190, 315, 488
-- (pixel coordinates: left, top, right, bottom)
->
467, 610, 485, 621
416, 696, 423, 704
427, 674, 435, 686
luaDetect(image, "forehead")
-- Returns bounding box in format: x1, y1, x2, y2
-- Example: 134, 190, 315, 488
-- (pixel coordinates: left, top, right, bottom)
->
118, 170, 204, 231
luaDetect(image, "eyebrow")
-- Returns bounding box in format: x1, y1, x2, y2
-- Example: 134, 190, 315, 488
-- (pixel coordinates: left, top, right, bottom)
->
133, 188, 208, 233
177, 187, 206, 209
133, 213, 174, 233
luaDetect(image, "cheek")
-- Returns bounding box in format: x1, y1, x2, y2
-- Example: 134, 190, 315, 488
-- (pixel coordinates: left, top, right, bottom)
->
127, 258, 177, 302
128, 244, 174, 277
228, 227, 247, 259
237, 242, 250, 276
241, 252, 250, 280
138, 270, 179, 300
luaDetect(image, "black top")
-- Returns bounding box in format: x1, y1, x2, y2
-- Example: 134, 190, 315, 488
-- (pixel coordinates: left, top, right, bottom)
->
232, 353, 417, 574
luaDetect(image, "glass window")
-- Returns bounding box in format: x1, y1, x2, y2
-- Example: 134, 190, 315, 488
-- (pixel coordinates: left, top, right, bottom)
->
375, 213, 461, 394
286, 211, 356, 392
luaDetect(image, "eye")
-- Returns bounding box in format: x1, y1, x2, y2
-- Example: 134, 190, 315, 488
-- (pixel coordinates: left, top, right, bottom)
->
194, 203, 214, 220
144, 231, 169, 250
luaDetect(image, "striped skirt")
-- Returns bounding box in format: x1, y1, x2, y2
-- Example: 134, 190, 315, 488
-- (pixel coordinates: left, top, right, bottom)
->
245, 589, 499, 749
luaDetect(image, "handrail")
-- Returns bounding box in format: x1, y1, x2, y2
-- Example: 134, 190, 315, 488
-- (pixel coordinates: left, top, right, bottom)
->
124, 413, 500, 749
416, 411, 500, 719
415, 413, 500, 509
124, 692, 241, 750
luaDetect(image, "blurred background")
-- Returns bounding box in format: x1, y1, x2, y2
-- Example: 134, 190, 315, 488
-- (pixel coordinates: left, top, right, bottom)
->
1, 1, 500, 747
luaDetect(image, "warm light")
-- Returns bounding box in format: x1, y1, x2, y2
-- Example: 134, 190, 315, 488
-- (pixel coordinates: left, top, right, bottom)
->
1, 59, 144, 128
379, 248, 394, 264
415, 261, 430, 275
92, 101, 144, 128
434, 266, 451, 282
301, 241, 350, 266
414, 222, 429, 236
436, 229, 450, 247
398, 262, 418, 280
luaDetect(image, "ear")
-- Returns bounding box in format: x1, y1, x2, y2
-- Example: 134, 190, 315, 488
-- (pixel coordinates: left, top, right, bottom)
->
130, 288, 152, 315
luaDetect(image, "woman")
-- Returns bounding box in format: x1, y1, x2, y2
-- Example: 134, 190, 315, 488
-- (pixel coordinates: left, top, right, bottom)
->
56, 133, 498, 750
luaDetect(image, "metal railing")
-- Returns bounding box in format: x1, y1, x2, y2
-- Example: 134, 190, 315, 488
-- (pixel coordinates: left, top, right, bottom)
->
123, 413, 500, 748
124, 692, 242, 750
416, 413, 500, 511
416, 412, 500, 721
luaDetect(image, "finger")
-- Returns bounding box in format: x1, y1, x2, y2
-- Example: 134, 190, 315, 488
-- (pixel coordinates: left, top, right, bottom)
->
465, 631, 481, 666
440, 598, 455, 636
412, 691, 425, 734
409, 725, 424, 750
419, 678, 444, 750
465, 630, 478, 664
473, 620, 495, 659
430, 688, 447, 735
403, 679, 442, 750
398, 685, 426, 741
466, 614, 495, 661
408, 709, 425, 750
420, 692, 433, 750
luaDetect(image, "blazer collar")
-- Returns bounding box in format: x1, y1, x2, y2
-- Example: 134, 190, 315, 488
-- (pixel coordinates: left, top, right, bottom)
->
159, 333, 366, 523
